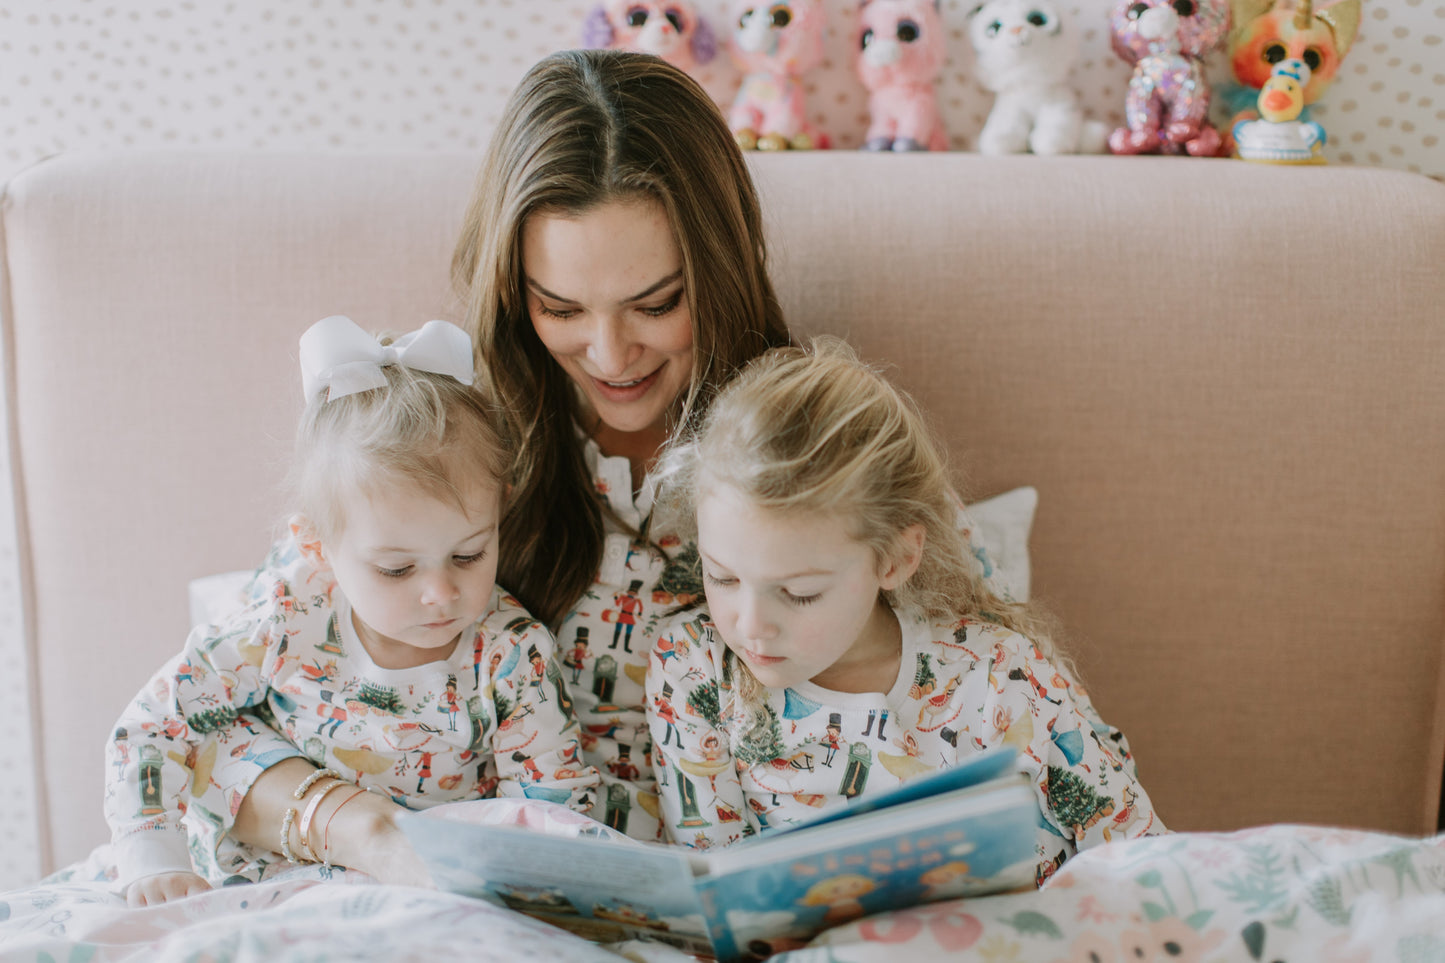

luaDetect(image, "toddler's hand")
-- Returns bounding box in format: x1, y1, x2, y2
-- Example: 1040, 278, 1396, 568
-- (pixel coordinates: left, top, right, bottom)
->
126, 870, 212, 907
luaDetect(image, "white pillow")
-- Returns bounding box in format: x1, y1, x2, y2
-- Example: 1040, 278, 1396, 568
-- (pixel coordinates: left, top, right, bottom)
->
960, 486, 1038, 603
187, 487, 1039, 624
188, 569, 255, 627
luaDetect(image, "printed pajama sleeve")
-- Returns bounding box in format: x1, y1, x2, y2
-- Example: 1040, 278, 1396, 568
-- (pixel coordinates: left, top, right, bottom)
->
104, 599, 294, 887
645, 615, 750, 847
486, 618, 600, 812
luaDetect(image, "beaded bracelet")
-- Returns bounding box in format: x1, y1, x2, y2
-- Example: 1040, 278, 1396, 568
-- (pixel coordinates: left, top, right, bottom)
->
298, 779, 347, 864
280, 807, 301, 863
293, 767, 341, 800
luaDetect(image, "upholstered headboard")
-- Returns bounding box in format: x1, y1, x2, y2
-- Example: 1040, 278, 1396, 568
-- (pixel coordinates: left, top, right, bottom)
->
3, 150, 1443, 874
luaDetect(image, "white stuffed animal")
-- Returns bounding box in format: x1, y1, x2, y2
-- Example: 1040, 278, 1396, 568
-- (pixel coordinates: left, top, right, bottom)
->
966, 0, 1106, 155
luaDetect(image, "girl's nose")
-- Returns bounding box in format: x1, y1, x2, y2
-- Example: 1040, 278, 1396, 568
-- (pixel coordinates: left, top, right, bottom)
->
736, 594, 775, 642
420, 570, 461, 606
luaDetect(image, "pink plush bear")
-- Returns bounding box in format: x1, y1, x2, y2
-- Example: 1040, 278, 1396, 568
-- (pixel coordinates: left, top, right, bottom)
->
856, 0, 948, 151
727, 0, 828, 150
582, 1, 719, 74
1107, 0, 1230, 156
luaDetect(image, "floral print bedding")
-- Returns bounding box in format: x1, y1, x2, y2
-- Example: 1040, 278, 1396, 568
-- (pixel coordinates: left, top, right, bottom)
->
2, 824, 1441, 962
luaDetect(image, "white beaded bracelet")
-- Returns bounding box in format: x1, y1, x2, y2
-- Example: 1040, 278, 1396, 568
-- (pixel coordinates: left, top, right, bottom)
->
280, 807, 301, 863
293, 767, 341, 800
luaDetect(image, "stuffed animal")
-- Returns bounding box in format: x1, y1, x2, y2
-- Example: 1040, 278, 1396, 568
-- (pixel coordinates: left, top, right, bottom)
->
1217, 0, 1360, 139
856, 0, 948, 152
1107, 0, 1231, 157
727, 0, 828, 150
582, 1, 719, 75
966, 0, 1107, 155
1231, 57, 1326, 163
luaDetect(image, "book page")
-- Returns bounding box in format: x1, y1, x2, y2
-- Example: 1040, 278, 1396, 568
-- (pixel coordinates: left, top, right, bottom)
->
400, 812, 716, 955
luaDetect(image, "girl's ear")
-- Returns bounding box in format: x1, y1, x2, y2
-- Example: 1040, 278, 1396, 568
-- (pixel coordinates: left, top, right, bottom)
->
878, 523, 926, 591
289, 514, 330, 572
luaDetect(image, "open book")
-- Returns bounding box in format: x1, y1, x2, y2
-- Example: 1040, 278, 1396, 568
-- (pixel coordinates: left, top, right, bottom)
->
400, 748, 1039, 961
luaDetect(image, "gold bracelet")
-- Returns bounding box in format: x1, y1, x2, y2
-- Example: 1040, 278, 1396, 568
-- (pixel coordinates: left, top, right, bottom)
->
298, 780, 347, 864
293, 767, 341, 800
280, 807, 301, 863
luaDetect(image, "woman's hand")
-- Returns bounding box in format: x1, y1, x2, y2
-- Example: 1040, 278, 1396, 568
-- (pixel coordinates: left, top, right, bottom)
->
126, 871, 212, 907
232, 757, 432, 887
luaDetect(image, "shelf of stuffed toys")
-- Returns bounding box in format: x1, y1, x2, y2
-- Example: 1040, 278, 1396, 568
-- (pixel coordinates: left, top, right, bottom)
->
575, 0, 1432, 174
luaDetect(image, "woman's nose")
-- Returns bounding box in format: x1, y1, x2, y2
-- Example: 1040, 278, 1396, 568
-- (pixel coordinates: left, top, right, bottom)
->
585, 315, 634, 377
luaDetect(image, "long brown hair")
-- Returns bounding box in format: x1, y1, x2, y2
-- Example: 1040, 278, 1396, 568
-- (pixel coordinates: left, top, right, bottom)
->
451, 49, 790, 626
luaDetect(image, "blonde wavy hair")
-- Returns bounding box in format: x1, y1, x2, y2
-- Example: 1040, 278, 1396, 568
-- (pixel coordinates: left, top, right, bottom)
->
654, 338, 1064, 727
291, 355, 507, 540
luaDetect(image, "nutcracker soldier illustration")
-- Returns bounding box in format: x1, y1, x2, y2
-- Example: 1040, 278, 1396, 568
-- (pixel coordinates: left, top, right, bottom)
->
608, 579, 645, 653
564, 626, 590, 684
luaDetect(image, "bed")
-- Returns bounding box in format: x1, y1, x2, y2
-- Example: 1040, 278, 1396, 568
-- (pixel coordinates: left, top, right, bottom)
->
2, 150, 1443, 959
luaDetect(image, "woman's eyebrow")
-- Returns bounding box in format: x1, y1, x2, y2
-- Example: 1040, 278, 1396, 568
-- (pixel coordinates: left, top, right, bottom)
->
525, 269, 683, 305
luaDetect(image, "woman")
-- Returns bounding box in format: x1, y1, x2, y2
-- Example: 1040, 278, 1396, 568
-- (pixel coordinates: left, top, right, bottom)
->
226, 49, 792, 880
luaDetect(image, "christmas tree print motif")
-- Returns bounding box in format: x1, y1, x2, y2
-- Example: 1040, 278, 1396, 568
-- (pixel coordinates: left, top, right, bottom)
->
657, 542, 704, 602
909, 653, 937, 699
188, 705, 239, 735
685, 679, 722, 729
732, 702, 787, 767
1046, 765, 1116, 835
357, 682, 403, 715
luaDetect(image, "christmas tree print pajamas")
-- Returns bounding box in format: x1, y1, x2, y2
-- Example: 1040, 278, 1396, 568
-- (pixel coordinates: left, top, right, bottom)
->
104, 542, 597, 888
646, 609, 1165, 882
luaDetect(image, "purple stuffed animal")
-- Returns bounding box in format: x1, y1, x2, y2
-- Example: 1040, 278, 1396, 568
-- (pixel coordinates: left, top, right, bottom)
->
1107, 0, 1230, 157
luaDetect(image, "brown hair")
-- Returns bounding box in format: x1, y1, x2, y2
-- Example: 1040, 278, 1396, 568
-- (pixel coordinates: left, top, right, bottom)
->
654, 338, 1064, 727
451, 49, 790, 626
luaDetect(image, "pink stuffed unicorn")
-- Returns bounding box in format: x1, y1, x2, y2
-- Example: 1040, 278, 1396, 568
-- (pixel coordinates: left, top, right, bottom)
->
582, 1, 719, 75
1107, 0, 1231, 157
727, 0, 828, 150
856, 0, 948, 151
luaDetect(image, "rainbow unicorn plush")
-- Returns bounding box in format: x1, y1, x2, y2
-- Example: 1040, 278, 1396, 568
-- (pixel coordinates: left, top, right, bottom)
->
727, 0, 829, 150
1218, 0, 1361, 138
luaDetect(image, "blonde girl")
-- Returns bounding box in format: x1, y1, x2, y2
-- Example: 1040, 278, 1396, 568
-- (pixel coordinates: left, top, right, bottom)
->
645, 338, 1163, 883
104, 317, 596, 906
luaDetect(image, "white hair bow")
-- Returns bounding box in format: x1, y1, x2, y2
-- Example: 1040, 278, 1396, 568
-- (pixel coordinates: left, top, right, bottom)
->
299, 315, 475, 401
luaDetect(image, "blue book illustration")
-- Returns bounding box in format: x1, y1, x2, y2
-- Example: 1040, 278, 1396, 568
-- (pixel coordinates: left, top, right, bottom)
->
400, 747, 1037, 961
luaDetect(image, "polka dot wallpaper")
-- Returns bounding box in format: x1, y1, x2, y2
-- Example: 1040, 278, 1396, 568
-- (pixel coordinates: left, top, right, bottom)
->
0, 0, 1441, 889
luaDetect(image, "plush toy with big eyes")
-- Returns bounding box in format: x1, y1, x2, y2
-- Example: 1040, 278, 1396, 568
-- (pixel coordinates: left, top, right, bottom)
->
856, 0, 948, 152
1107, 0, 1231, 157
582, 1, 719, 75
1218, 0, 1360, 136
967, 0, 1107, 155
728, 0, 829, 150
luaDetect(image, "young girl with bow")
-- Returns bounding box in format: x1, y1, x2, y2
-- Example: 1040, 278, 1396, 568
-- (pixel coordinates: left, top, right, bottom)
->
103, 316, 597, 906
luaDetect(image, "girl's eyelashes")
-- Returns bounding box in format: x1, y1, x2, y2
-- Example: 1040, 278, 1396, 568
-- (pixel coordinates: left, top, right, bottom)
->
784, 591, 821, 606
374, 550, 485, 579
704, 570, 822, 606
702, 570, 735, 587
